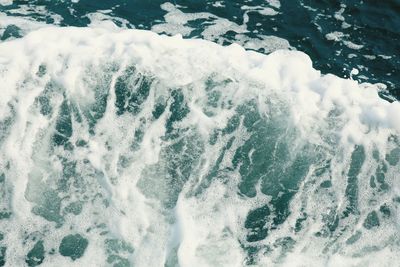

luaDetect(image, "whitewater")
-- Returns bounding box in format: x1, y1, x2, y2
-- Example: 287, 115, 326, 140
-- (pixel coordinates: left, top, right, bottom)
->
0, 25, 399, 267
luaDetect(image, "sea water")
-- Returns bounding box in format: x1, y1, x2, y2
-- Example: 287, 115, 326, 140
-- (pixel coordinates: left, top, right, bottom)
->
0, 1, 399, 267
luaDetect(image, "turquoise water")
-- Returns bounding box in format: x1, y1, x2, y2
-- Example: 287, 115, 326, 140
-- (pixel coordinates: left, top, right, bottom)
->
0, 1, 399, 266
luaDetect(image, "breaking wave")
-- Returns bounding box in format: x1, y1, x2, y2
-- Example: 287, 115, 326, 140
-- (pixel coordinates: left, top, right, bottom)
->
0, 27, 399, 266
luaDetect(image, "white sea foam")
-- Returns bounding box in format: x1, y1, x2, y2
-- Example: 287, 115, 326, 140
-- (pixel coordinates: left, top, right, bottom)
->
0, 27, 399, 266
326, 31, 364, 50
0, 0, 12, 6
241, 5, 279, 16
86, 12, 132, 29
151, 2, 291, 53
0, 2, 290, 54
0, 4, 65, 40
266, 0, 280, 9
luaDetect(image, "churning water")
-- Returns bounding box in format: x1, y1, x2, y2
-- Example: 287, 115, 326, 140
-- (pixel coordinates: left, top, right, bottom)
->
0, 1, 399, 266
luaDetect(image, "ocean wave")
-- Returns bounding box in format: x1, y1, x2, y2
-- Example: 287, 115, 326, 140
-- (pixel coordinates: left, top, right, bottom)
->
0, 27, 399, 266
